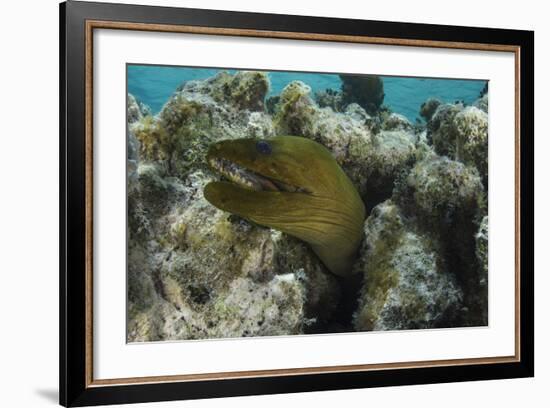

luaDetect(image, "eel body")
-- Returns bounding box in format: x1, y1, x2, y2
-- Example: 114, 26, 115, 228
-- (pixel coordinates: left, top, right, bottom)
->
203, 136, 366, 277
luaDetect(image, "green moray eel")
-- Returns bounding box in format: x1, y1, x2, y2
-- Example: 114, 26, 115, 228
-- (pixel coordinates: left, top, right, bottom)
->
203, 136, 366, 277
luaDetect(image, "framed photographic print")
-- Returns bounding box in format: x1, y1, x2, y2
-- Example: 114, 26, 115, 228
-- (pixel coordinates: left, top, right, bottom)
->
59, 0, 534, 406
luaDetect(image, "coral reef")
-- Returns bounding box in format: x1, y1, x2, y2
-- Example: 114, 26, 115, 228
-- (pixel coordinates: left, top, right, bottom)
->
127, 94, 143, 124
427, 102, 464, 158
272, 81, 419, 206
474, 216, 489, 324
454, 106, 489, 183
126, 73, 344, 341
127, 167, 340, 341
127, 93, 151, 124
474, 94, 488, 113
126, 71, 489, 341
179, 71, 269, 111
426, 102, 488, 186
315, 88, 343, 112
381, 113, 413, 132
339, 74, 385, 115
419, 98, 442, 122
132, 72, 274, 179
398, 155, 484, 224
366, 130, 417, 210
353, 201, 463, 330
315, 74, 385, 116
394, 155, 487, 326
273, 81, 316, 136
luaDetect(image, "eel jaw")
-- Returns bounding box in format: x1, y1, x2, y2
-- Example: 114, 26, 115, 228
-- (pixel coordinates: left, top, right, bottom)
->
207, 156, 310, 194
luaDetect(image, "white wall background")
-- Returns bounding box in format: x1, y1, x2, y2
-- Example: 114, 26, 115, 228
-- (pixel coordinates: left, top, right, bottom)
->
0, 0, 545, 407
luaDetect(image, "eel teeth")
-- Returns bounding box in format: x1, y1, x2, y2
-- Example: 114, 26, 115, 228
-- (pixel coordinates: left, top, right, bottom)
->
209, 157, 307, 193
271, 179, 309, 193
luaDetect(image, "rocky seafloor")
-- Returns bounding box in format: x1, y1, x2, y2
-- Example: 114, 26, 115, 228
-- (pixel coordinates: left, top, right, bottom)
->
126, 71, 488, 342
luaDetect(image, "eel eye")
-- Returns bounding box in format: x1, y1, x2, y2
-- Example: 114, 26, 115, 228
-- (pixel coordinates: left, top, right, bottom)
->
256, 140, 272, 155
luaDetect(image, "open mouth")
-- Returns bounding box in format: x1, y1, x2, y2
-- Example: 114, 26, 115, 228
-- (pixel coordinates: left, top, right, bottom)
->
208, 157, 309, 193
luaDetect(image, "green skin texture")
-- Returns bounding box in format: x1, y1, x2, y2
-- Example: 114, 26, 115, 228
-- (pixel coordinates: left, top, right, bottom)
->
204, 136, 366, 277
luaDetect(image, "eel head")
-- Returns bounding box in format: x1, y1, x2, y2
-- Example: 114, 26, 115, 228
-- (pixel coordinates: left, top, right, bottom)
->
204, 136, 365, 277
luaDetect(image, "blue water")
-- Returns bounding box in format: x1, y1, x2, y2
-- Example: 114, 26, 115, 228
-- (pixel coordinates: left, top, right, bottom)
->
128, 65, 487, 122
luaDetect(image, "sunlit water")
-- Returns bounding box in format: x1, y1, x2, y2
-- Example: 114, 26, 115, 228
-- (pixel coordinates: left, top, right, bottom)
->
128, 65, 486, 122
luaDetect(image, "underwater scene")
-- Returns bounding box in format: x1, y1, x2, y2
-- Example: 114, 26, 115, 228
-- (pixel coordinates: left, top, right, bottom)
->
127, 65, 489, 342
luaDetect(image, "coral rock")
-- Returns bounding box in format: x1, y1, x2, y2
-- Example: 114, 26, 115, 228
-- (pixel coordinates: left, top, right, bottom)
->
274, 81, 316, 136
419, 98, 442, 122
339, 74, 385, 114
474, 93, 489, 113
427, 102, 464, 158
454, 106, 488, 183
474, 216, 489, 324
395, 156, 487, 326
315, 88, 343, 112
132, 73, 275, 178
127, 170, 339, 341
382, 113, 413, 132
399, 155, 484, 224
181, 71, 269, 112
367, 130, 417, 209
354, 201, 463, 331
425, 101, 488, 186
127, 93, 151, 124
344, 103, 371, 123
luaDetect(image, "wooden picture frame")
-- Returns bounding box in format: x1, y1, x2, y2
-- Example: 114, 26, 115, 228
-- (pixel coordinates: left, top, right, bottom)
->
60, 1, 534, 406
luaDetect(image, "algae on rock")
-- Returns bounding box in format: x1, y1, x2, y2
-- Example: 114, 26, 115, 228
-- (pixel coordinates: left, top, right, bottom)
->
381, 113, 413, 132
127, 169, 321, 341
398, 155, 484, 225
426, 102, 488, 186
454, 106, 489, 184
181, 71, 269, 112
128, 193, 340, 340
131, 71, 275, 179
354, 201, 463, 331
474, 216, 489, 325
394, 155, 487, 326
366, 129, 417, 210
427, 102, 464, 158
